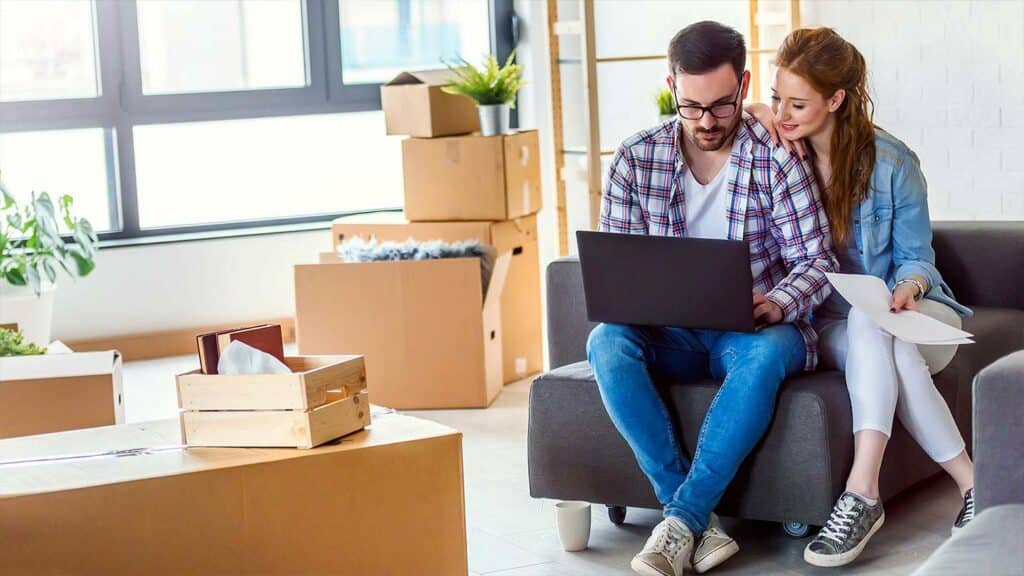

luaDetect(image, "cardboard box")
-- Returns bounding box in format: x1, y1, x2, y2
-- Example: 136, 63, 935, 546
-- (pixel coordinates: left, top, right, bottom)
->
0, 414, 468, 575
402, 130, 542, 222
294, 253, 510, 410
381, 69, 480, 137
0, 349, 123, 438
332, 214, 543, 383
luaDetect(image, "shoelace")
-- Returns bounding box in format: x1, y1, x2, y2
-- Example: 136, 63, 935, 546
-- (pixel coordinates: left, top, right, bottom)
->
961, 491, 975, 523
818, 498, 860, 544
653, 522, 690, 559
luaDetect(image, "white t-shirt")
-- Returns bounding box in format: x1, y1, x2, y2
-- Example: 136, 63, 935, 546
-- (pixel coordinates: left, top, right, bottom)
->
683, 161, 730, 240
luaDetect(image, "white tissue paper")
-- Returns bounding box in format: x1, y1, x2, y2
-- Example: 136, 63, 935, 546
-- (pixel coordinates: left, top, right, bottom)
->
217, 340, 292, 375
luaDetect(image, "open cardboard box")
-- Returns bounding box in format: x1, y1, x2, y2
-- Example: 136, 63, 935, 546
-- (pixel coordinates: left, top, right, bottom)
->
0, 415, 468, 575
331, 213, 542, 383
402, 130, 542, 222
294, 253, 511, 410
0, 346, 123, 438
381, 69, 479, 137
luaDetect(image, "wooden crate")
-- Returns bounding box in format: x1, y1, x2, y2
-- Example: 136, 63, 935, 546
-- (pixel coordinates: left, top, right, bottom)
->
176, 355, 366, 411
181, 390, 370, 449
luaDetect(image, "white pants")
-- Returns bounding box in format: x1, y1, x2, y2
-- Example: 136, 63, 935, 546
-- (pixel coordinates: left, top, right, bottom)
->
817, 300, 966, 463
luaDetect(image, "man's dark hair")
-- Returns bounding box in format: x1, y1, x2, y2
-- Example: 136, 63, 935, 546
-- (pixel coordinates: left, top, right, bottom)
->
668, 21, 746, 79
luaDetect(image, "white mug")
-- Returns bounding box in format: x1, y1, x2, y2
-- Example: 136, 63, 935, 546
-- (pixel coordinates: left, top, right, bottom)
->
555, 501, 592, 552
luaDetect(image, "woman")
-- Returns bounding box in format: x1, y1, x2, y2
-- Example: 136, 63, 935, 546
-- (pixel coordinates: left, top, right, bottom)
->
747, 27, 975, 568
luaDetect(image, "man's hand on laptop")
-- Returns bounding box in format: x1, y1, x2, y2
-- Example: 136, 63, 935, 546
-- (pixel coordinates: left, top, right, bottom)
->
753, 291, 783, 328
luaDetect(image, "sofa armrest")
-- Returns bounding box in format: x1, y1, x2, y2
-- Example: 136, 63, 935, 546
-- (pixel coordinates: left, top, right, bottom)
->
932, 222, 1024, 310
546, 257, 596, 369
973, 350, 1024, 511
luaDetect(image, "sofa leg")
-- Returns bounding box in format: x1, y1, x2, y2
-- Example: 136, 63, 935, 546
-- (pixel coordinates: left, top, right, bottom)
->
607, 505, 627, 525
780, 521, 812, 538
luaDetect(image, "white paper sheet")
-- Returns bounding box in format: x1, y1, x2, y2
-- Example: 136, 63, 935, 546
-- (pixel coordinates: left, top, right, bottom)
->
825, 273, 975, 345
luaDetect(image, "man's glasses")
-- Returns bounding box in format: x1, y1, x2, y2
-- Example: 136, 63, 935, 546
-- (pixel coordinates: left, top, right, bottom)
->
672, 82, 743, 120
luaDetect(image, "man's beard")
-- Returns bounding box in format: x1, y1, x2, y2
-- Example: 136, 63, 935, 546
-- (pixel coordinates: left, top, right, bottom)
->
685, 114, 741, 152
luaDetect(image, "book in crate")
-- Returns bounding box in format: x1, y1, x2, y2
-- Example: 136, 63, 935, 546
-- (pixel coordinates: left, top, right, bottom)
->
176, 355, 369, 449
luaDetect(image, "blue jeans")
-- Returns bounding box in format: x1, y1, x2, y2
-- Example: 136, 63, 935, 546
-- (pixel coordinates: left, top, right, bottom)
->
586, 323, 806, 535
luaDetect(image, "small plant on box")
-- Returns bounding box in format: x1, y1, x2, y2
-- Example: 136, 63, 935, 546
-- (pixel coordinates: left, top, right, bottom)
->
443, 52, 524, 136
0, 327, 47, 356
656, 87, 676, 121
0, 174, 98, 296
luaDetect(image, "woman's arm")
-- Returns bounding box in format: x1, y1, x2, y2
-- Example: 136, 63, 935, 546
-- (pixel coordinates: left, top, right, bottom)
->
890, 149, 944, 311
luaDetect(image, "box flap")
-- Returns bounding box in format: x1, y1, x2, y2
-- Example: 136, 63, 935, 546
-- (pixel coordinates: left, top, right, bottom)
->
385, 69, 459, 87
484, 252, 512, 311
333, 219, 495, 250
0, 350, 120, 381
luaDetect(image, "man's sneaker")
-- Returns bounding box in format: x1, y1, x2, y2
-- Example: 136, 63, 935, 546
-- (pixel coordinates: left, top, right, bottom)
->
803, 492, 885, 567
953, 488, 975, 532
631, 516, 694, 576
692, 514, 739, 573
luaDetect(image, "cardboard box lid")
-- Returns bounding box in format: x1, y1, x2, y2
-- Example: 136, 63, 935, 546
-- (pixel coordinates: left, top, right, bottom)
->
385, 69, 460, 87
0, 414, 458, 498
0, 349, 121, 381
332, 215, 538, 253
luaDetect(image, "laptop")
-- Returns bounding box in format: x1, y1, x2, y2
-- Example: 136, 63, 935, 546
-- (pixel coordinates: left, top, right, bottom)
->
576, 230, 755, 332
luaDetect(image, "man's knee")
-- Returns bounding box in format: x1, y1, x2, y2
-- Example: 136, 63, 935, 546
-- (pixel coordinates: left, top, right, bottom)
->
586, 323, 641, 359
727, 327, 802, 381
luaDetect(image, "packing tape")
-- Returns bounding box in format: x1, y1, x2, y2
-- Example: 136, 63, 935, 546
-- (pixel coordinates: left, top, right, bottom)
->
0, 444, 187, 468
520, 145, 530, 166
446, 141, 461, 164
523, 180, 531, 215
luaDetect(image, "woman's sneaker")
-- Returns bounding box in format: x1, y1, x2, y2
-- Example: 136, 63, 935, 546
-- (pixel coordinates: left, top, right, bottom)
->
692, 513, 739, 573
953, 488, 975, 532
631, 517, 694, 576
804, 492, 885, 568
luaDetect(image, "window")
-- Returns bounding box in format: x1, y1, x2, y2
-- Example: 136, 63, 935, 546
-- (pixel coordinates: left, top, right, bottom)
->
0, 0, 101, 102
136, 0, 308, 95
0, 0, 514, 243
339, 0, 490, 85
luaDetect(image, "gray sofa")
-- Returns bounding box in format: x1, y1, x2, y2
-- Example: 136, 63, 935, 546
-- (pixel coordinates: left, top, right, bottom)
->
912, 350, 1024, 575
528, 222, 1024, 534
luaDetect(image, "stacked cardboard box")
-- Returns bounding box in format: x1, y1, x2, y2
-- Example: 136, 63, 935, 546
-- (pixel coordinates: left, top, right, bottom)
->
294, 71, 543, 410
0, 347, 123, 438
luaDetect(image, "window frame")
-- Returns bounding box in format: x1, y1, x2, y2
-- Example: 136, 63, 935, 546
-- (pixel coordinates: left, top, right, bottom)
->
0, 0, 516, 245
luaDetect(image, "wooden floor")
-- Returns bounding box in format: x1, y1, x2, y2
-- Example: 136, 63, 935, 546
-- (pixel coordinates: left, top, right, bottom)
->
125, 350, 959, 575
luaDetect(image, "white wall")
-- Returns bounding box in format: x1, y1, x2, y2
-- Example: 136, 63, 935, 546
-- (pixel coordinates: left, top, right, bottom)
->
53, 230, 331, 341
801, 0, 1024, 220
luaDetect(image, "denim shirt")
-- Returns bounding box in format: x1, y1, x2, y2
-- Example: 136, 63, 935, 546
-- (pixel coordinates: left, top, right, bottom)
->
838, 129, 972, 317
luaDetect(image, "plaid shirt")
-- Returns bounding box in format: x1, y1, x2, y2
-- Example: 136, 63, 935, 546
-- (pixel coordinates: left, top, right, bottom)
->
599, 116, 838, 370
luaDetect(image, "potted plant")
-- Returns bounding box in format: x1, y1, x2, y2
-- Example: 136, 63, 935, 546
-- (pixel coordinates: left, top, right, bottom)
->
656, 87, 676, 123
0, 175, 98, 347
0, 326, 47, 356
443, 52, 524, 137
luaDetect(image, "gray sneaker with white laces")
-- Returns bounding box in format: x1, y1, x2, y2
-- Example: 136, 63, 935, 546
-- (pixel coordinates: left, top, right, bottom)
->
804, 492, 885, 568
631, 516, 695, 576
953, 488, 975, 532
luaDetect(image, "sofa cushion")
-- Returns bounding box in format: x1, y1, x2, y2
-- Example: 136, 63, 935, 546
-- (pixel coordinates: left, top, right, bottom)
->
911, 504, 1024, 576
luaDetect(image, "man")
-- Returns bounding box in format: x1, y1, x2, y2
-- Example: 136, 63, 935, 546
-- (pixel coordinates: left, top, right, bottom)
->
586, 21, 837, 576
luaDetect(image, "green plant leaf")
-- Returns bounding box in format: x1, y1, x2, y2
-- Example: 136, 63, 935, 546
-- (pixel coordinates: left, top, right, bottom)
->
42, 257, 57, 284
4, 267, 26, 286
7, 212, 21, 230
24, 264, 41, 295
67, 246, 96, 277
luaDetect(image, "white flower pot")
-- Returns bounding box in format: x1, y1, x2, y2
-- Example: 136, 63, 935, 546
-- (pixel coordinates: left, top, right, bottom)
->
0, 282, 56, 347
478, 103, 511, 136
